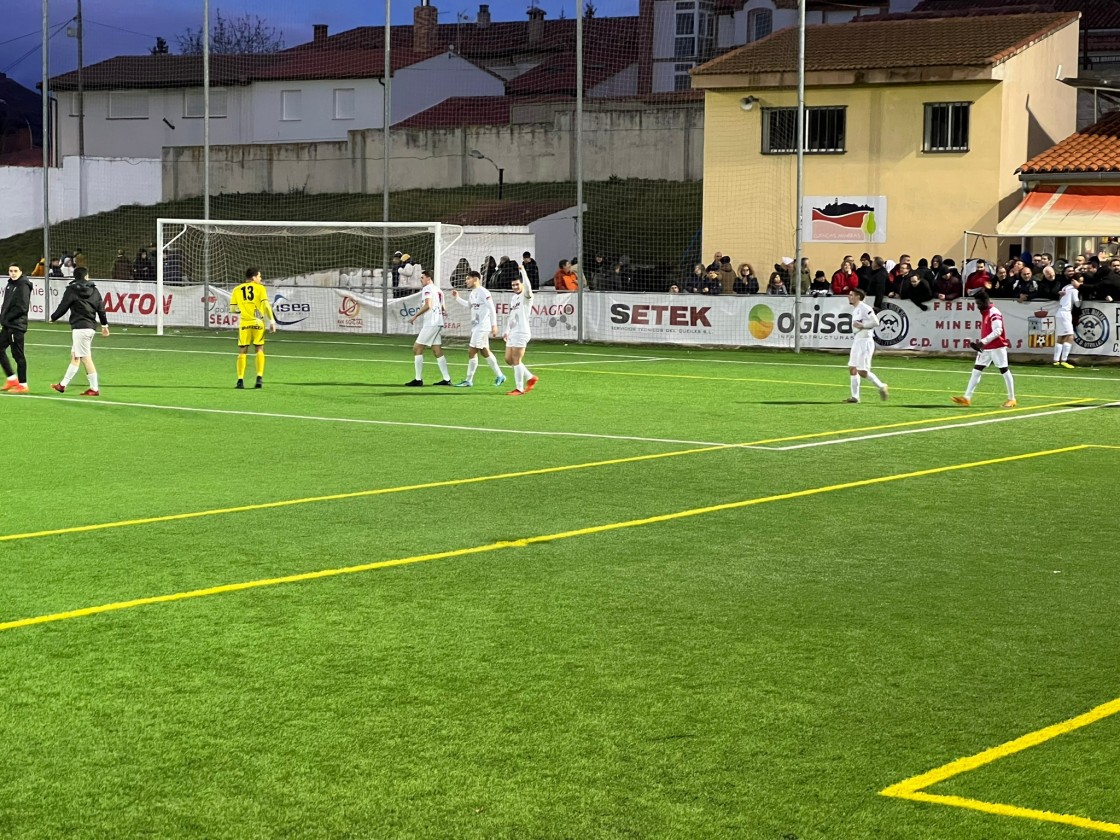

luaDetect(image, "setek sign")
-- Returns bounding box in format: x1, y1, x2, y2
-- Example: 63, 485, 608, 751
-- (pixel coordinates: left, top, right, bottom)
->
609, 303, 712, 327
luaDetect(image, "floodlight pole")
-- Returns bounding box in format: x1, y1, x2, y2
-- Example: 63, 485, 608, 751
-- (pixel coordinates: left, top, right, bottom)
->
202, 0, 211, 328
576, 0, 584, 342
793, 0, 806, 354
382, 0, 391, 336
42, 0, 51, 320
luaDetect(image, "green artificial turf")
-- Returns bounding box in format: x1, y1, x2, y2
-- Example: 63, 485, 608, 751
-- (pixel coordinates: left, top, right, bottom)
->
1, 326, 1118, 839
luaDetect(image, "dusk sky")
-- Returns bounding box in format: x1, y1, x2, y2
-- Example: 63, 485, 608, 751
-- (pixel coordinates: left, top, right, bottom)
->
5, 0, 637, 90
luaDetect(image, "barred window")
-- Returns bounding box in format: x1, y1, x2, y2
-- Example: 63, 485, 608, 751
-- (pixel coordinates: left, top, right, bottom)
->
924, 102, 970, 152
762, 106, 845, 154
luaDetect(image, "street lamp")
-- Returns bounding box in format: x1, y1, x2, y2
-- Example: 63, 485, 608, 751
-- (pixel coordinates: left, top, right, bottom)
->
469, 148, 504, 200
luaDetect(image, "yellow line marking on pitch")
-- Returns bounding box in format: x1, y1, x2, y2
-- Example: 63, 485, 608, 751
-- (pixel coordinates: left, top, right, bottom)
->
546, 366, 1101, 402
0, 445, 1091, 632
0, 404, 1084, 544
882, 695, 1120, 835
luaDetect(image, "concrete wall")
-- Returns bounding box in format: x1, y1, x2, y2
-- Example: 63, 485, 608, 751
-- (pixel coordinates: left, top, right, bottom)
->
163, 102, 705, 200
0, 155, 161, 239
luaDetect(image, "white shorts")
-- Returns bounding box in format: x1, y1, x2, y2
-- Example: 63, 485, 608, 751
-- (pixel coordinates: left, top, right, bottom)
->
71, 328, 95, 358
976, 347, 1009, 369
505, 331, 530, 349
848, 339, 874, 371
416, 324, 443, 347
1056, 312, 1074, 336
469, 328, 492, 350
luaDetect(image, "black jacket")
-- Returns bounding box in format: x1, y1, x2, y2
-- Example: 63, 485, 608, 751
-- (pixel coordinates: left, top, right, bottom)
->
1, 273, 33, 332
51, 279, 108, 330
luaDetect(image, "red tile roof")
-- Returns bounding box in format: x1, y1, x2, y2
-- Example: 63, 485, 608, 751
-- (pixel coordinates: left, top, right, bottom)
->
1019, 109, 1120, 174
692, 11, 1079, 75
50, 50, 432, 90
396, 96, 513, 129
912, 0, 1120, 31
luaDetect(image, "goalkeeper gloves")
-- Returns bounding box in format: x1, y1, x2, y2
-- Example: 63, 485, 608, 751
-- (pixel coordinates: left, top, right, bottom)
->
969, 339, 984, 352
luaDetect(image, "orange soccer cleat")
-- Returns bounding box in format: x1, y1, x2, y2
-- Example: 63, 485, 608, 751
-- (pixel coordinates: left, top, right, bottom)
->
79, 389, 100, 397
8, 384, 29, 394
951, 396, 971, 407
1, 379, 18, 391
524, 376, 539, 392
506, 389, 524, 396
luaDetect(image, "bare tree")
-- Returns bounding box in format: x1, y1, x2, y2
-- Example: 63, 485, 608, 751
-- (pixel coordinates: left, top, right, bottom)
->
150, 37, 169, 55
177, 9, 285, 55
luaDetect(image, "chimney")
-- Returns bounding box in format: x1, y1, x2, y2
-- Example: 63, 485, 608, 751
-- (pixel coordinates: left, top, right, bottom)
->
527, 6, 546, 45
413, 1, 439, 53
313, 24, 328, 44
637, 0, 654, 95
477, 3, 491, 28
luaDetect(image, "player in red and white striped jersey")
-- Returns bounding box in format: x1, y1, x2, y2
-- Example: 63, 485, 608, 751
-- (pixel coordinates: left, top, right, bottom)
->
951, 290, 1017, 408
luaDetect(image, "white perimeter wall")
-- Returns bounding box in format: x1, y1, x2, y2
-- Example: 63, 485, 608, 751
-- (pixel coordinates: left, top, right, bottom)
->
0, 156, 161, 240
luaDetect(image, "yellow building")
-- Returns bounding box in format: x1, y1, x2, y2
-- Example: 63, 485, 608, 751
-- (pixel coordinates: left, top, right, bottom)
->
691, 12, 1079, 273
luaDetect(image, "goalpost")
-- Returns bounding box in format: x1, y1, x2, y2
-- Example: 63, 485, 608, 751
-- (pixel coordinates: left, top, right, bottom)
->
154, 219, 466, 336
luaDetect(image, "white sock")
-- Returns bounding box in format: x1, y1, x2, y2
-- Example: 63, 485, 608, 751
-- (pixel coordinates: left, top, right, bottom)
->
850, 374, 860, 400
414, 355, 424, 380
466, 357, 478, 383
1053, 344, 1063, 362
964, 369, 982, 399
1060, 343, 1072, 361
436, 356, 450, 381
88, 373, 99, 391
865, 370, 885, 388
61, 363, 80, 386
486, 354, 503, 376
1002, 371, 1015, 400
4, 375, 14, 384
514, 364, 527, 391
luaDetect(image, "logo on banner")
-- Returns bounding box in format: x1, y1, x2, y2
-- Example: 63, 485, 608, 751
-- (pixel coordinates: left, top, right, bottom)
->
273, 293, 310, 326
1027, 313, 1056, 349
1075, 307, 1109, 350
873, 302, 909, 347
337, 296, 364, 329
748, 304, 775, 340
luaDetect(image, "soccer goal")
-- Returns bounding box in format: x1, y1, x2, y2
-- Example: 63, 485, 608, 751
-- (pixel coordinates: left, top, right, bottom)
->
154, 219, 466, 335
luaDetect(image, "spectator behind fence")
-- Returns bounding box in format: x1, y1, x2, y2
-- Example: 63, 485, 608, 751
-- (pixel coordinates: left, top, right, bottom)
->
112, 249, 134, 281
685, 263, 705, 293
702, 270, 721, 295
60, 256, 74, 278
715, 256, 736, 294
867, 257, 890, 310
809, 270, 831, 296
965, 260, 992, 296
553, 259, 578, 291
831, 259, 858, 296
888, 262, 911, 297
31, 258, 46, 277
521, 252, 540, 290
990, 265, 1013, 298
734, 263, 760, 294
855, 253, 872, 291
900, 272, 933, 310
1085, 256, 1120, 301
767, 271, 788, 295
706, 251, 723, 272
587, 254, 609, 290
133, 249, 155, 283
48, 257, 63, 278
1013, 267, 1039, 302
450, 258, 471, 289
936, 268, 962, 301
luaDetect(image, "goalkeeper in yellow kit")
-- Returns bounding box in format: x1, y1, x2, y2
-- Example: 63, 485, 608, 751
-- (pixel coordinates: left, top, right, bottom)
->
230, 267, 277, 389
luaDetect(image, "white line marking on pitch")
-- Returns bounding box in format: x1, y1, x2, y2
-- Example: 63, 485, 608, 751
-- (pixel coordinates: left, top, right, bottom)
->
770, 403, 1115, 450
16, 394, 732, 447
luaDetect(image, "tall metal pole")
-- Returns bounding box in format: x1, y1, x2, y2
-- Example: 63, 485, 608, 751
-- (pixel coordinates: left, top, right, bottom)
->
76, 0, 85, 220
575, 0, 584, 342
42, 0, 51, 319
202, 0, 211, 326
792, 0, 806, 354
382, 0, 391, 336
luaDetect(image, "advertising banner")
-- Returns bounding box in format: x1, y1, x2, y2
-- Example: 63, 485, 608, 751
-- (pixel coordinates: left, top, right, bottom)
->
48, 278, 205, 328
802, 196, 887, 243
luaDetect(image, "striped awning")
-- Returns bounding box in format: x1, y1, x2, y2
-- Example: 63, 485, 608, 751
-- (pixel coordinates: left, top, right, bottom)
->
998, 185, 1120, 236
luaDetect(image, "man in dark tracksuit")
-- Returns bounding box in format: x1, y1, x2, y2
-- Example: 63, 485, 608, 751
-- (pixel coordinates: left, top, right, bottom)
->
49, 267, 110, 396
1, 264, 32, 394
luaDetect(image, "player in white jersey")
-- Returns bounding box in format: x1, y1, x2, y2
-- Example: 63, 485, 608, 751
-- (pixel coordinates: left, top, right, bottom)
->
503, 266, 538, 396
843, 288, 889, 403
449, 270, 506, 387
1053, 274, 1083, 368
405, 270, 452, 386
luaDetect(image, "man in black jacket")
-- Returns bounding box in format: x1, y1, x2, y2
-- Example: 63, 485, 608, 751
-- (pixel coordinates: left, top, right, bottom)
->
867, 256, 891, 311
1, 264, 33, 393
48, 267, 110, 396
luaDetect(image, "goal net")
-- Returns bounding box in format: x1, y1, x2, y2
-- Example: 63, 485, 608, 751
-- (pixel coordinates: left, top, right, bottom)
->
155, 218, 478, 335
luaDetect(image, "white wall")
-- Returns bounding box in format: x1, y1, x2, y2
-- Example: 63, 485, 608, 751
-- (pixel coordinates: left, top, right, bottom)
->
249, 79, 385, 142
0, 155, 161, 239
442, 226, 536, 286
59, 88, 250, 159
528, 206, 580, 284
391, 52, 506, 124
